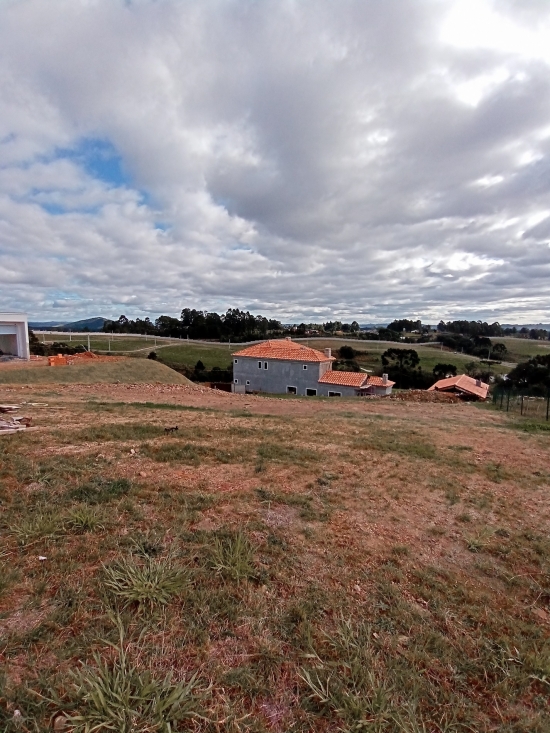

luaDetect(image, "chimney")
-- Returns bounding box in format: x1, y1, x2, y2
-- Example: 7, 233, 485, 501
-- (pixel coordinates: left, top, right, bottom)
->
286, 336, 291, 341
476, 379, 481, 387
324, 348, 331, 358
382, 373, 388, 385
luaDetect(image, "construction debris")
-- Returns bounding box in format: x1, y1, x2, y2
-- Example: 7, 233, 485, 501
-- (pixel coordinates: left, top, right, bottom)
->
0, 413, 34, 434
49, 351, 99, 367
390, 390, 460, 403
0, 404, 21, 413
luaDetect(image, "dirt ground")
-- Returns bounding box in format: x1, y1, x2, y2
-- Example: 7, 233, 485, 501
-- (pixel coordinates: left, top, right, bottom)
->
1, 380, 549, 731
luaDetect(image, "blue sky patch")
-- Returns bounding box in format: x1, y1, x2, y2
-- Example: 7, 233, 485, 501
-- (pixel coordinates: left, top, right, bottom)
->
74, 138, 129, 188
52, 137, 130, 188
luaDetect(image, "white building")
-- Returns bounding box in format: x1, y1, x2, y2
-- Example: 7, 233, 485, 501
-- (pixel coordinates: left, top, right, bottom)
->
0, 313, 30, 360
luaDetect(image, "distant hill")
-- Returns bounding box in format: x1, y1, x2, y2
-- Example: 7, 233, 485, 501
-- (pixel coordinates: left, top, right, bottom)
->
29, 317, 108, 332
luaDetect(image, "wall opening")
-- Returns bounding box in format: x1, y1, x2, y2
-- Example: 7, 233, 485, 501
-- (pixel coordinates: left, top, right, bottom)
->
0, 335, 18, 355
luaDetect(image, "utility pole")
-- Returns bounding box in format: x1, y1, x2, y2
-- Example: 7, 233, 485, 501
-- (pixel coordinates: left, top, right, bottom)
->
87, 334, 90, 352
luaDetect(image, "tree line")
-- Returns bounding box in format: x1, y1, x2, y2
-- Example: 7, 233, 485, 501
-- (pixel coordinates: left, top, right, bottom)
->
101, 310, 547, 348
103, 309, 284, 342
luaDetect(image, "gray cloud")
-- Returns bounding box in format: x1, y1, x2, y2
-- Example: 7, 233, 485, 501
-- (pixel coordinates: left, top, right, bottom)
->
0, 0, 549, 323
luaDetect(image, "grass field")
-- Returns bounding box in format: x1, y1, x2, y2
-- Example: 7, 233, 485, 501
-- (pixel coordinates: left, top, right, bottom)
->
0, 359, 191, 385
158, 343, 234, 371
295, 338, 510, 375
34, 333, 550, 374
497, 337, 550, 363
34, 334, 181, 353
1, 382, 549, 731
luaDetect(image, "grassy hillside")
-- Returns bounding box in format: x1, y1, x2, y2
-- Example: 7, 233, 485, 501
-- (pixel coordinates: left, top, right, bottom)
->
0, 359, 191, 385
157, 342, 234, 370
295, 338, 509, 375
33, 334, 181, 353
497, 337, 550, 362
0, 385, 549, 731
34, 334, 550, 374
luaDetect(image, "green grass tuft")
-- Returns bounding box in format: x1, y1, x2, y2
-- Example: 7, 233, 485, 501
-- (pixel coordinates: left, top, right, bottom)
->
102, 556, 188, 610
209, 530, 257, 583
66, 619, 204, 731
69, 477, 132, 504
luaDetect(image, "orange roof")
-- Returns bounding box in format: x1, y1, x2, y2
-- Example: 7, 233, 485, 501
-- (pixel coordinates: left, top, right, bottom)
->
232, 339, 334, 363
428, 374, 489, 399
318, 371, 369, 387
318, 372, 396, 388
365, 375, 395, 387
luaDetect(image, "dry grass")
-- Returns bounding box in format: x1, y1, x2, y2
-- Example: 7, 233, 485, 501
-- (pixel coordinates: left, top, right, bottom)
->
0, 384, 549, 731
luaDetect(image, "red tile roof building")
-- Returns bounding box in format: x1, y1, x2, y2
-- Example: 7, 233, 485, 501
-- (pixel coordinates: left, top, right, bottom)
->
233, 339, 335, 362
427, 374, 489, 400
231, 339, 394, 397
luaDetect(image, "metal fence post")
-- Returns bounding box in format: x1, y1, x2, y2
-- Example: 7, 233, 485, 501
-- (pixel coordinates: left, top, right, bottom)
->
547, 391, 549, 422
520, 395, 524, 416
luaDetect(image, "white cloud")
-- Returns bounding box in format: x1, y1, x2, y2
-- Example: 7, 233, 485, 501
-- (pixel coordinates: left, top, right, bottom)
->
0, 0, 549, 323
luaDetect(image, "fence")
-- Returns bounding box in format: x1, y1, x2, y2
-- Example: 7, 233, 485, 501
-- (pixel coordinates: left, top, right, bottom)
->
492, 387, 550, 421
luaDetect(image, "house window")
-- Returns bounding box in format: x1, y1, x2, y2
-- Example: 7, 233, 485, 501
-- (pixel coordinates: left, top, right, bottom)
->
263, 362, 268, 369
234, 379, 239, 384
303, 364, 307, 370
287, 386, 297, 395
258, 361, 262, 369
306, 388, 317, 396
234, 359, 238, 364
328, 391, 341, 397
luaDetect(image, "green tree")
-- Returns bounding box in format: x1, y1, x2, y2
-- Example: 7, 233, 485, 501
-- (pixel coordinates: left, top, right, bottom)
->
381, 348, 419, 370
432, 363, 457, 380
506, 354, 550, 394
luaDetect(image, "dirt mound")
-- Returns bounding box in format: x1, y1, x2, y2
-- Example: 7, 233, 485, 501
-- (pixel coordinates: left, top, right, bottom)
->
390, 389, 460, 403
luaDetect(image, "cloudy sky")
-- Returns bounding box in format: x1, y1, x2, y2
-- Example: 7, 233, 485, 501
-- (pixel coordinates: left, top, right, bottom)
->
1, 0, 549, 324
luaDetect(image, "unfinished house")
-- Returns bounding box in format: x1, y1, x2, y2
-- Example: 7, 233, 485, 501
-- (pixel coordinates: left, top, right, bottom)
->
317, 371, 395, 397
0, 313, 30, 360
232, 339, 394, 396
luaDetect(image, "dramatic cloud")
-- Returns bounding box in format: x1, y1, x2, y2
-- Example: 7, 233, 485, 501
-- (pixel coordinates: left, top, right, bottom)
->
0, 0, 549, 322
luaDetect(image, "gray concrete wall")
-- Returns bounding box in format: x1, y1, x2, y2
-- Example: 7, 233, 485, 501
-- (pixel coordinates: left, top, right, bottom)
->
317, 383, 359, 397
233, 356, 331, 395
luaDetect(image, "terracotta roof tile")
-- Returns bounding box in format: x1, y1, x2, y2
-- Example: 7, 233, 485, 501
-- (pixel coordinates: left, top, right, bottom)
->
317, 372, 395, 388
428, 374, 489, 399
365, 375, 395, 387
318, 371, 369, 387
232, 339, 334, 363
